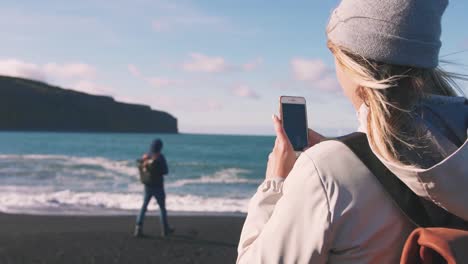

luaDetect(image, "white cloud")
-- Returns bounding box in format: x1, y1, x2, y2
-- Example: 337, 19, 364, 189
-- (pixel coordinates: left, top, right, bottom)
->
181, 53, 262, 73
0, 59, 46, 81
43, 63, 96, 79
0, 59, 96, 82
232, 85, 260, 99
146, 77, 183, 88
0, 58, 114, 96
128, 64, 142, 77
290, 58, 340, 91
243, 57, 263, 71
72, 80, 112, 96
182, 53, 229, 73
291, 58, 328, 82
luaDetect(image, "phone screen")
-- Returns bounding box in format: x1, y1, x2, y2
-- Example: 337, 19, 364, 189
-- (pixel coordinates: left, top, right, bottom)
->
282, 103, 308, 151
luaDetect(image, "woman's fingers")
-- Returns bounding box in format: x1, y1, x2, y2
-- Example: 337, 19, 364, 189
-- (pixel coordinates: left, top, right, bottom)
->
266, 114, 300, 179
272, 114, 288, 143
272, 114, 295, 156
267, 114, 297, 178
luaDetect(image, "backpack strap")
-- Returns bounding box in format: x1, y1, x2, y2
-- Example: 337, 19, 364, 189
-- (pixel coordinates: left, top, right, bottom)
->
334, 132, 432, 227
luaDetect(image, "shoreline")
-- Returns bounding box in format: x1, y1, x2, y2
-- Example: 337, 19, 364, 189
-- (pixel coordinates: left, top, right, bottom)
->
0, 212, 245, 263
0, 210, 247, 218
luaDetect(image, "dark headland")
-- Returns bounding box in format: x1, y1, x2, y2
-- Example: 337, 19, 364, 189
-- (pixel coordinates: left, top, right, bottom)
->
0, 75, 178, 133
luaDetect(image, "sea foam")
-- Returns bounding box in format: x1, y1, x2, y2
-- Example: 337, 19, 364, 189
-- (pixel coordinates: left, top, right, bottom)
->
0, 188, 249, 215
0, 154, 258, 215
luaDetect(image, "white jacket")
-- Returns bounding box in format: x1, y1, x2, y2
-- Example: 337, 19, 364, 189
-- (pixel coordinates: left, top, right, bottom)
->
237, 95, 467, 264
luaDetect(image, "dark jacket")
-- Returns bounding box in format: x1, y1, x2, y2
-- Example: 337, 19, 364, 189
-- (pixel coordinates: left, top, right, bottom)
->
146, 154, 168, 188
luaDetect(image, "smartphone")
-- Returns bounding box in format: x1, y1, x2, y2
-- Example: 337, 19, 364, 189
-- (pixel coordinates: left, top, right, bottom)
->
280, 96, 308, 151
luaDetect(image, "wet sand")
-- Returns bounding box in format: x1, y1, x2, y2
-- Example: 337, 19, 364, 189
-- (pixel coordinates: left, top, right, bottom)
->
0, 213, 245, 264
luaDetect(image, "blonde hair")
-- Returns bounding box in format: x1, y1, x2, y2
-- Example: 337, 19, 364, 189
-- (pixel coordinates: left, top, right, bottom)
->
328, 41, 465, 169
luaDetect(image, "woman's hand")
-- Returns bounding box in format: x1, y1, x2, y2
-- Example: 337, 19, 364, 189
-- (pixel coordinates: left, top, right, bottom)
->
265, 116, 327, 179
265, 115, 297, 179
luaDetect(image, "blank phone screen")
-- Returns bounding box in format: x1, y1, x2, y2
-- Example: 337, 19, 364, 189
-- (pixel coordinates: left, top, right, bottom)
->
282, 103, 308, 151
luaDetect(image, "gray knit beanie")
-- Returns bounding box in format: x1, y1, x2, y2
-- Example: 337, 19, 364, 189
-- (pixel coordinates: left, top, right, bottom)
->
327, 0, 448, 68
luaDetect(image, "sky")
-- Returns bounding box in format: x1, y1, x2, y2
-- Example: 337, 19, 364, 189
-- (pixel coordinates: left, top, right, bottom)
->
1, 0, 467, 135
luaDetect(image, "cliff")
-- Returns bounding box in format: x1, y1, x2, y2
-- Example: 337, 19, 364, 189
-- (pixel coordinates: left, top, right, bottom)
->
0, 76, 178, 133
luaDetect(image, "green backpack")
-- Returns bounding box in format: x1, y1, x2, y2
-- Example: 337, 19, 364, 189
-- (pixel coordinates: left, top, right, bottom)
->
137, 159, 153, 185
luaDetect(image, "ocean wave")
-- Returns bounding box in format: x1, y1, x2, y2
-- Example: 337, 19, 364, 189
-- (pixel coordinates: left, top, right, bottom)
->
0, 154, 260, 187
0, 154, 259, 215
171, 161, 208, 167
167, 168, 260, 187
0, 189, 250, 215
0, 154, 138, 179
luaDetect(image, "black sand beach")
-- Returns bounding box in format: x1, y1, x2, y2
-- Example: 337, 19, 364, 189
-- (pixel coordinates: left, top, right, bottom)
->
0, 213, 245, 264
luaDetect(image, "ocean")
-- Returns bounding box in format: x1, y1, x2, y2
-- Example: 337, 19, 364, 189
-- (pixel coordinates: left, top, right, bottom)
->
0, 132, 274, 215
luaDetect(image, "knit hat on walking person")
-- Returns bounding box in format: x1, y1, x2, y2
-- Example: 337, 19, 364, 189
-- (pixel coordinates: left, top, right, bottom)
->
150, 139, 163, 154
327, 0, 448, 68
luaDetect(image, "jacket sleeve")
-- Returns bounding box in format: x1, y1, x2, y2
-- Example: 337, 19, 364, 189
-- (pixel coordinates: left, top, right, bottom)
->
160, 155, 168, 175
148, 155, 168, 176
237, 154, 333, 263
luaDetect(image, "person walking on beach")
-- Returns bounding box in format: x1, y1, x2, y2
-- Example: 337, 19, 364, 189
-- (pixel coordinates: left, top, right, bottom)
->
237, 0, 467, 263
134, 139, 174, 237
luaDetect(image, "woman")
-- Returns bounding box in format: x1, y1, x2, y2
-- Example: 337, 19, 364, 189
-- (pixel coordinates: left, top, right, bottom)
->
237, 0, 467, 263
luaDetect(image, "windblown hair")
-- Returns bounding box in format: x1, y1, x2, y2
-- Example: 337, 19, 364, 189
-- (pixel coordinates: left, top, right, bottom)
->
328, 41, 465, 168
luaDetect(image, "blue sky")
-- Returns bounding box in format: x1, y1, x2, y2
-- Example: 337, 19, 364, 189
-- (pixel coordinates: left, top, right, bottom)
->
1, 0, 467, 135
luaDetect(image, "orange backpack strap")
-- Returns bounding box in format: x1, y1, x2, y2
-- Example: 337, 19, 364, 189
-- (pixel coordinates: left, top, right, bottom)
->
400, 227, 468, 264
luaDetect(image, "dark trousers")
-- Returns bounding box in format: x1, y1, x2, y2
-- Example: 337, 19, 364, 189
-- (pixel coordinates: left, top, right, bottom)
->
136, 185, 170, 235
